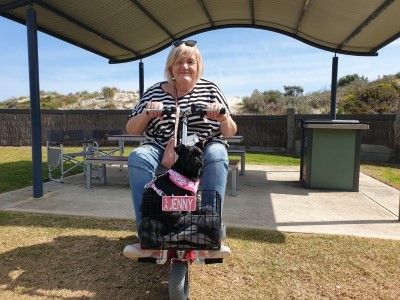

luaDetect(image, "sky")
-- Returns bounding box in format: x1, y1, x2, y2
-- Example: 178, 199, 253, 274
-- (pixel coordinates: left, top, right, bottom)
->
0, 16, 399, 102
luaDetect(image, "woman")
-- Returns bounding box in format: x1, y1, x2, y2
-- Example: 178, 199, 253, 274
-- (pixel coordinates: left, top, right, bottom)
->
124, 40, 237, 259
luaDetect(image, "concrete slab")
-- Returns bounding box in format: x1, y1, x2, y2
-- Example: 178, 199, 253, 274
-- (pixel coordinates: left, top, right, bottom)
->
223, 166, 400, 240
1, 165, 399, 240
0, 169, 133, 219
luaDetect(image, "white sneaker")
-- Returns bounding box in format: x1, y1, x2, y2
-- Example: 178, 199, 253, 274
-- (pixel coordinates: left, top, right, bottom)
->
123, 243, 160, 259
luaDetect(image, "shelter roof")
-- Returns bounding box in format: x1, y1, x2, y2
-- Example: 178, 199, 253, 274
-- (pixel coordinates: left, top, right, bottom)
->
1, 0, 400, 63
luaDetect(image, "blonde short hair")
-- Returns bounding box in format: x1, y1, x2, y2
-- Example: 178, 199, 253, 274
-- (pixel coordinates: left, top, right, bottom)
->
165, 43, 203, 85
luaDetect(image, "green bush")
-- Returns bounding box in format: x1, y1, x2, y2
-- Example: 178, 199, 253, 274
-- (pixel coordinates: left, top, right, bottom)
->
101, 86, 118, 99
283, 85, 303, 97
242, 89, 285, 114
102, 101, 117, 109
338, 74, 368, 87
338, 81, 399, 114
241, 88, 332, 115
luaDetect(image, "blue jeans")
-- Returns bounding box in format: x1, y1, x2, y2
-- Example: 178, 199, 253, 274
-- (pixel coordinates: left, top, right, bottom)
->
128, 142, 228, 230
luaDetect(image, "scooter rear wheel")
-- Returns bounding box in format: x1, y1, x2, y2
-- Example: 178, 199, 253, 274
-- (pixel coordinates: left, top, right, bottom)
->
168, 262, 189, 300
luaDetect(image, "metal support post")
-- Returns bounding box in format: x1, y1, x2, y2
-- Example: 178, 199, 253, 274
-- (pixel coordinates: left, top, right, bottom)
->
26, 6, 43, 198
139, 60, 144, 99
330, 55, 338, 120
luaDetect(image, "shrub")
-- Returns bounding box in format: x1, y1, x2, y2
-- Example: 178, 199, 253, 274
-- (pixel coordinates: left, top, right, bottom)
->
242, 89, 285, 114
102, 101, 117, 109
101, 86, 118, 99
283, 85, 303, 97
339, 81, 399, 114
338, 74, 368, 87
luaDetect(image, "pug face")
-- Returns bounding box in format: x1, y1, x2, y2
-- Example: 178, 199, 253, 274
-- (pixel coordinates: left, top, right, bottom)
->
174, 143, 204, 180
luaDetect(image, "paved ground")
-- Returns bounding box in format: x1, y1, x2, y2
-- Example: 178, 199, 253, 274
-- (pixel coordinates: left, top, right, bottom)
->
1, 165, 399, 240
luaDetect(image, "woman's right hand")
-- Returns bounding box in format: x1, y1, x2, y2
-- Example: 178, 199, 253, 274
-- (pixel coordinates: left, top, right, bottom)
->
145, 101, 164, 119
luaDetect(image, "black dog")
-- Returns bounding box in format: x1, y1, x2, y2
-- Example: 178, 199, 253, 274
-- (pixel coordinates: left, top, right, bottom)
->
140, 142, 204, 247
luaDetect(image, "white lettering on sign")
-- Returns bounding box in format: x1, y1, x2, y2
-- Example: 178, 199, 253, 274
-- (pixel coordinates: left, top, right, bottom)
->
162, 196, 197, 211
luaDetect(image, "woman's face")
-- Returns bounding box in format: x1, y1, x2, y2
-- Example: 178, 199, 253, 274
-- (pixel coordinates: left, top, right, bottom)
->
171, 53, 198, 86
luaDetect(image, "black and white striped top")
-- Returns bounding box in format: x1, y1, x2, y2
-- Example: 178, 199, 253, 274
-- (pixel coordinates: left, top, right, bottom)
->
131, 78, 231, 150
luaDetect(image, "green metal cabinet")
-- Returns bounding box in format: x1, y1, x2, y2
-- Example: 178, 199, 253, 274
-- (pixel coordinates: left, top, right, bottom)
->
300, 120, 369, 191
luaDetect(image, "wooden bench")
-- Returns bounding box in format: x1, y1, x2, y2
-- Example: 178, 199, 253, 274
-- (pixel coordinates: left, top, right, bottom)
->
86, 156, 239, 196
227, 149, 245, 175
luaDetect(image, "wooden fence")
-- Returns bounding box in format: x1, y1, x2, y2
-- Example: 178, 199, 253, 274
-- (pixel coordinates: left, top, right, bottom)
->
0, 109, 396, 160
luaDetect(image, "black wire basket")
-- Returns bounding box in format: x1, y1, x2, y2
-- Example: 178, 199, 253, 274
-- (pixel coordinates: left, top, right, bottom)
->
140, 190, 222, 250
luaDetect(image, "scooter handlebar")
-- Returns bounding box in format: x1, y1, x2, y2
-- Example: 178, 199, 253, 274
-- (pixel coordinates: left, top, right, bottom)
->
200, 107, 226, 114
145, 105, 225, 118
145, 107, 176, 118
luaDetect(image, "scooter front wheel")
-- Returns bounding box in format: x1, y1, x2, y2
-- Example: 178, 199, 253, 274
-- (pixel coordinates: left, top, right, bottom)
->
168, 262, 189, 300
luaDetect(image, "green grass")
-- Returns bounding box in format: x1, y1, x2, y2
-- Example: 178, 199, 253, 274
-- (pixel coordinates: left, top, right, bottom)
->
235, 152, 300, 166
0, 146, 398, 193
360, 162, 400, 190
0, 146, 84, 193
0, 147, 399, 299
0, 212, 399, 299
